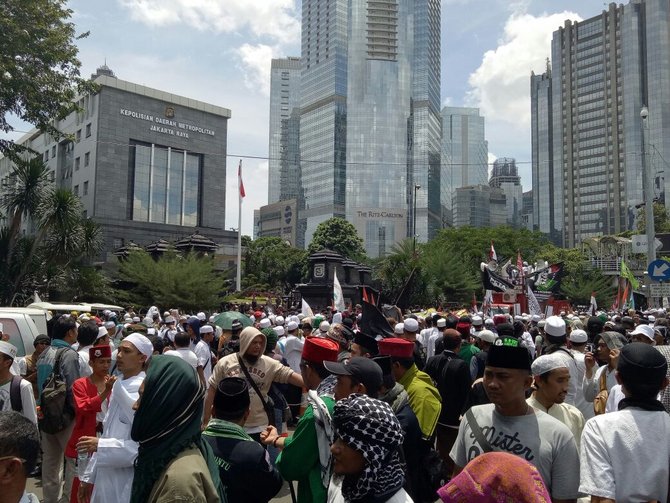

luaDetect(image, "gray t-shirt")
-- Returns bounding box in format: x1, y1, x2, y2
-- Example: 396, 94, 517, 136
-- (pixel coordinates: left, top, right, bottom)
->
450, 403, 580, 499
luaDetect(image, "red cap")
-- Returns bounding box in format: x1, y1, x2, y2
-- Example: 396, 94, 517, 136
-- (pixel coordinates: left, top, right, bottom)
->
378, 338, 414, 358
254, 311, 263, 319
302, 337, 339, 363
493, 314, 506, 326
89, 345, 112, 359
456, 322, 471, 337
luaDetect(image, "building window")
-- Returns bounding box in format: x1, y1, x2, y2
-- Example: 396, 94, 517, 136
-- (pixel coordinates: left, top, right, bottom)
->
75, 157, 80, 171
84, 152, 90, 167
85, 123, 91, 137
131, 142, 201, 226
76, 130, 81, 142
51, 146, 56, 158
83, 181, 88, 196
74, 185, 79, 196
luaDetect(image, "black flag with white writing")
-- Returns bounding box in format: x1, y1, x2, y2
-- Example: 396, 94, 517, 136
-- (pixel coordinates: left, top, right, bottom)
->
482, 268, 515, 293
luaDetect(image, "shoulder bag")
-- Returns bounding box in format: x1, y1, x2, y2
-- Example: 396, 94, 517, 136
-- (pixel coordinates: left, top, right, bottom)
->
237, 355, 276, 426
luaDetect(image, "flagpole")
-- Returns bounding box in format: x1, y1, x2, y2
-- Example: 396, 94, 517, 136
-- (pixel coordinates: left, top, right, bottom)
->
236, 160, 242, 292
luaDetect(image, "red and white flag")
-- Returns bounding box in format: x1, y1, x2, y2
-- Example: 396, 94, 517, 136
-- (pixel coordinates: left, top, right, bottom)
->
489, 241, 497, 262
238, 160, 246, 199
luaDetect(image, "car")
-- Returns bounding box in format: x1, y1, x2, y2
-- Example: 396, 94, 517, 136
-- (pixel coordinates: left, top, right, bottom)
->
0, 311, 41, 357
0, 307, 49, 336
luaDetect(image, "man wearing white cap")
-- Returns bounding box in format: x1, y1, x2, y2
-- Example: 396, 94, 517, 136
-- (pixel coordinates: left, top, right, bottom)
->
427, 318, 446, 359
402, 317, 425, 370
527, 354, 586, 449
568, 329, 594, 420
195, 325, 215, 385
78, 333, 152, 503
542, 316, 579, 406
0, 341, 37, 425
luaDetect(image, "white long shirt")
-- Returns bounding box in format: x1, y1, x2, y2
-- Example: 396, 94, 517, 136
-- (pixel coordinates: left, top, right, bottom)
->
82, 372, 145, 503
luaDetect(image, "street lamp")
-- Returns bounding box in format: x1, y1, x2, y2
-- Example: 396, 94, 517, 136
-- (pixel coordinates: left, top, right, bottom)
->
413, 184, 421, 254
641, 105, 656, 307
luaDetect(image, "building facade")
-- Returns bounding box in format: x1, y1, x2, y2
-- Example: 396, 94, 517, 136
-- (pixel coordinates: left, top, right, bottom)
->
0, 66, 235, 262
256, 199, 299, 247
534, 0, 670, 247
453, 185, 506, 228
441, 106, 489, 226
275, 0, 442, 257
489, 157, 523, 228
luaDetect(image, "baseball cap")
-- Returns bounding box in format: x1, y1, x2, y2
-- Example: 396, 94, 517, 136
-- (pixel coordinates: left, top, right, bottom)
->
323, 357, 383, 396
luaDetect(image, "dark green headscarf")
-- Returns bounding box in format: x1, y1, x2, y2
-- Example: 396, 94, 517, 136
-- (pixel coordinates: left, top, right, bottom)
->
130, 355, 225, 503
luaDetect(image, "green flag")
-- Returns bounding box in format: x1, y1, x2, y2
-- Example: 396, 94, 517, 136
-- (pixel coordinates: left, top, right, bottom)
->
620, 259, 639, 289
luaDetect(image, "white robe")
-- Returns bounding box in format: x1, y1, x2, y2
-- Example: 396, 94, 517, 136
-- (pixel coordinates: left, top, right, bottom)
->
81, 372, 145, 503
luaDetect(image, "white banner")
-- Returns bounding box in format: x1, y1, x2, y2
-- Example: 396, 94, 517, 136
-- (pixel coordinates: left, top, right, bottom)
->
527, 285, 542, 316
333, 271, 345, 312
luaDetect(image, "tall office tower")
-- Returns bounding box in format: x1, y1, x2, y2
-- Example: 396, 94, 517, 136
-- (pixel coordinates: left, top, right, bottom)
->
299, 0, 442, 257
441, 107, 489, 226
268, 58, 302, 204
489, 158, 523, 227
530, 65, 561, 244
300, 0, 349, 246
536, 0, 670, 248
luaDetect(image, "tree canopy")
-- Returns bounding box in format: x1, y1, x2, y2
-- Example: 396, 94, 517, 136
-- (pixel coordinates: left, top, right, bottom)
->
115, 250, 223, 312
1, 0, 95, 155
243, 237, 307, 293
307, 217, 367, 261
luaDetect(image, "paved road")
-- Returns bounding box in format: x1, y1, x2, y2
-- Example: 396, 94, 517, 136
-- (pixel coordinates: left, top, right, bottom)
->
27, 475, 295, 502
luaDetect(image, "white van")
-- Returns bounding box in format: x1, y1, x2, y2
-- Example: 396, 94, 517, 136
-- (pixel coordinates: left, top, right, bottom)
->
0, 307, 49, 336
0, 311, 41, 357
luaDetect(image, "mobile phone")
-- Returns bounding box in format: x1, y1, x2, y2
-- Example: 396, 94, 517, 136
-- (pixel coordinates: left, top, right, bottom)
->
585, 343, 593, 353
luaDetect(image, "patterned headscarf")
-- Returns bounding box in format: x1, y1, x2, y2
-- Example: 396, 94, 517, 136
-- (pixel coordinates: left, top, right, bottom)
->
437, 452, 551, 502
332, 394, 405, 501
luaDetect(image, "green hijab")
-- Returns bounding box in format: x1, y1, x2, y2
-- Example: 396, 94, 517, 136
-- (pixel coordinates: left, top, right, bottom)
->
130, 355, 225, 503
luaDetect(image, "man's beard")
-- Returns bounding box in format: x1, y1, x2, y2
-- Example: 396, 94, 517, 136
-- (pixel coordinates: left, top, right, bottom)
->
244, 353, 260, 364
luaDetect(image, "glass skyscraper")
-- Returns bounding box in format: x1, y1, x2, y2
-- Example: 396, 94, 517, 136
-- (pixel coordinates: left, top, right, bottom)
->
441, 106, 488, 226
533, 0, 670, 247
281, 0, 442, 257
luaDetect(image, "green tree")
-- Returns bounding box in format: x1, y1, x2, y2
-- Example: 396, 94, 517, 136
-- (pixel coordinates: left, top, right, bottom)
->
1, 0, 95, 155
422, 242, 481, 305
307, 218, 367, 261
374, 239, 427, 306
116, 250, 223, 312
243, 237, 306, 292
561, 269, 616, 308
636, 202, 670, 233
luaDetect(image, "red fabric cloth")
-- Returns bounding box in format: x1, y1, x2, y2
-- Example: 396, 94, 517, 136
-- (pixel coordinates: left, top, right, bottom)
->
65, 377, 103, 458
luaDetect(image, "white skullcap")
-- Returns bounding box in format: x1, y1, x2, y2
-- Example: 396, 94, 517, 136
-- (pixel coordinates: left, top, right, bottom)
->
436, 318, 447, 328
287, 321, 299, 331
97, 327, 109, 338
403, 318, 419, 332
132, 317, 140, 323
275, 316, 285, 326
297, 313, 305, 320
531, 354, 569, 376
568, 329, 588, 344
472, 316, 483, 326
165, 316, 176, 324
143, 317, 153, 325
259, 318, 271, 329
477, 329, 497, 344
104, 321, 116, 329
124, 333, 153, 358
531, 315, 541, 322
200, 325, 214, 334
273, 326, 285, 337
319, 321, 330, 332
544, 316, 566, 337
394, 323, 404, 335
197, 312, 206, 321
484, 318, 494, 326
163, 311, 170, 318
146, 328, 156, 336
209, 316, 215, 323
0, 341, 17, 359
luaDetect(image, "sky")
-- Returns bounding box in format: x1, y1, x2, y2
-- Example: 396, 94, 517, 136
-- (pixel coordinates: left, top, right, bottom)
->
7, 0, 614, 235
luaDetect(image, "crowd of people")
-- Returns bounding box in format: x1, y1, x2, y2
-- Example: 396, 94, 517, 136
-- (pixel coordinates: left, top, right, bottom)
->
0, 303, 669, 502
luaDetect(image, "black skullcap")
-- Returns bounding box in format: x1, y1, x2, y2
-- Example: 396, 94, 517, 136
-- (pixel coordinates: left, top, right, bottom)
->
371, 355, 392, 376
496, 323, 515, 339
342, 317, 354, 329
486, 338, 531, 371
617, 342, 668, 387
353, 332, 378, 356
214, 377, 250, 420
34, 334, 51, 346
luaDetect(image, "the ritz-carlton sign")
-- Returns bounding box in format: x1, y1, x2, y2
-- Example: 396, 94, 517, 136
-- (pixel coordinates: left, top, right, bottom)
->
119, 108, 215, 138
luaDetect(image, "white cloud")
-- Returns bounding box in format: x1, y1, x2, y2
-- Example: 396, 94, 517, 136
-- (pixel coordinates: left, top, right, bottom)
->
442, 96, 454, 107
466, 11, 581, 127
117, 0, 300, 44
234, 44, 281, 96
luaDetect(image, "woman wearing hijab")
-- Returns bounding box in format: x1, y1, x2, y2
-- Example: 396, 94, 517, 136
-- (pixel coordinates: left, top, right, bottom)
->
328, 393, 412, 503
437, 451, 551, 502
130, 355, 224, 503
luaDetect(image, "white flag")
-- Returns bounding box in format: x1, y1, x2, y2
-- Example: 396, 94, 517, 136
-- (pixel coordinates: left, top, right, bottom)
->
333, 271, 345, 312
527, 285, 542, 316
301, 298, 314, 318
589, 292, 597, 315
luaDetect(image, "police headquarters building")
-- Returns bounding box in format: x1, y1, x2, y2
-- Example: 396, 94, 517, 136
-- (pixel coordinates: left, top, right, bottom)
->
0, 66, 235, 262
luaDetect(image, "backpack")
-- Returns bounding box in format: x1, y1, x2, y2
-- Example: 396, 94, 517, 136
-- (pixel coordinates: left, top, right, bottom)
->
9, 375, 22, 413
39, 348, 74, 434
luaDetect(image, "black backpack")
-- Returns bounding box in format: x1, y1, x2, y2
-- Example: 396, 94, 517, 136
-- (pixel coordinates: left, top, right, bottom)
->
9, 375, 22, 412
39, 348, 74, 434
